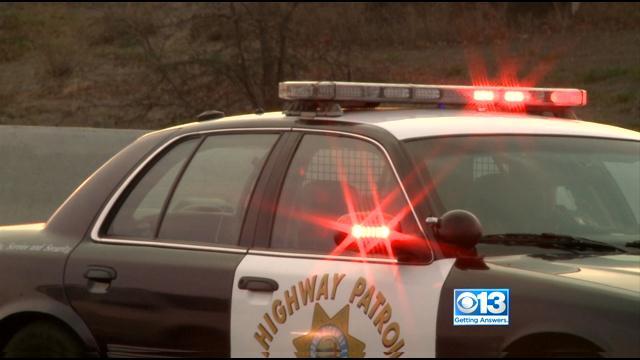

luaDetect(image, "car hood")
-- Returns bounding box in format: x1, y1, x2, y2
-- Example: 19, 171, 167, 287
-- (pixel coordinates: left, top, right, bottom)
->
486, 253, 640, 293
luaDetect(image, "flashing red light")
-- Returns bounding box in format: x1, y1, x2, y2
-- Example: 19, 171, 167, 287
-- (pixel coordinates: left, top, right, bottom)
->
504, 90, 527, 103
333, 212, 399, 258
550, 90, 586, 106
351, 224, 391, 240
473, 90, 495, 102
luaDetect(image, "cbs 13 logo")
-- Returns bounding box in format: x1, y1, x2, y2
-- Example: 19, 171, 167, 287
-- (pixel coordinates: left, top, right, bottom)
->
454, 289, 509, 316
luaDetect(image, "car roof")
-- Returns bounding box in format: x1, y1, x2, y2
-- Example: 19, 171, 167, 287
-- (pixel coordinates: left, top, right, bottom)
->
181, 108, 640, 142
328, 109, 640, 141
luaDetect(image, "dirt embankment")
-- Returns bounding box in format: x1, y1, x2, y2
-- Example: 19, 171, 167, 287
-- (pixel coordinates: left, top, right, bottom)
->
0, 3, 639, 130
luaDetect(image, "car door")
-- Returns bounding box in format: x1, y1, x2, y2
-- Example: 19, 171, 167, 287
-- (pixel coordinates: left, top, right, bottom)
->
231, 131, 455, 357
65, 130, 283, 357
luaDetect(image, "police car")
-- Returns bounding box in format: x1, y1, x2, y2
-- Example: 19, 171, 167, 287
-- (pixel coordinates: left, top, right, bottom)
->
0, 81, 639, 357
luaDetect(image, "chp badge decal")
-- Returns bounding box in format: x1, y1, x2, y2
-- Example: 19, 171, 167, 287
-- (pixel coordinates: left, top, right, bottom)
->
253, 273, 406, 358
293, 303, 365, 357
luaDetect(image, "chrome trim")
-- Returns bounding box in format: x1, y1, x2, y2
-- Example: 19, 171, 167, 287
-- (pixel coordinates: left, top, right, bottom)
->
90, 126, 433, 263
96, 238, 248, 254
90, 127, 290, 246
249, 250, 398, 264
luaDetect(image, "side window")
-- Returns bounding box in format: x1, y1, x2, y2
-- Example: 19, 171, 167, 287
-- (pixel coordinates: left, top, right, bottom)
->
157, 134, 278, 245
271, 134, 414, 256
106, 138, 199, 239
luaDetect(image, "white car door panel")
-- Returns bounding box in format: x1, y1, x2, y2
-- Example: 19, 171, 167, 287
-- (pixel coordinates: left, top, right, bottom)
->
231, 132, 451, 357
231, 255, 455, 357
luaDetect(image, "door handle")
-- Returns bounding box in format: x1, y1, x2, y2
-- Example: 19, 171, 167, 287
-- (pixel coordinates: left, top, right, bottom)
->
238, 276, 279, 292
84, 266, 117, 283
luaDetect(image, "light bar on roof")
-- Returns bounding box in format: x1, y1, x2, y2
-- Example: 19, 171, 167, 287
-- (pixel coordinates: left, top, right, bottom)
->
280, 81, 442, 103
473, 90, 496, 102
278, 81, 587, 108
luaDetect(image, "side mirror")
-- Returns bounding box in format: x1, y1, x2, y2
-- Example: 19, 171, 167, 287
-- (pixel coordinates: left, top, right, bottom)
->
428, 209, 483, 249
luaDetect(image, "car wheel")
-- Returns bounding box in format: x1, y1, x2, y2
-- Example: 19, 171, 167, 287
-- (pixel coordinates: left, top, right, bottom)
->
506, 347, 601, 358
2, 321, 84, 358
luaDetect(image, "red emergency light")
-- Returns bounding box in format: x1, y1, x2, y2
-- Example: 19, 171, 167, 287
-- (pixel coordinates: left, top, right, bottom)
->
351, 224, 391, 240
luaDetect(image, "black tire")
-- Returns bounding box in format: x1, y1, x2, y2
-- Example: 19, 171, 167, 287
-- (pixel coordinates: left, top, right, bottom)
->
506, 347, 601, 358
2, 321, 84, 358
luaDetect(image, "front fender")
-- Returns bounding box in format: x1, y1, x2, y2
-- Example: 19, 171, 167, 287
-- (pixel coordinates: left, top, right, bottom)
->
436, 258, 639, 357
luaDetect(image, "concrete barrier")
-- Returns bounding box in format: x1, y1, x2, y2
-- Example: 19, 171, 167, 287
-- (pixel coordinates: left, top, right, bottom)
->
0, 126, 147, 226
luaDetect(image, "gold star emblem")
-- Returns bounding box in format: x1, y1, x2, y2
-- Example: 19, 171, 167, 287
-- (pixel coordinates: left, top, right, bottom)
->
293, 303, 366, 358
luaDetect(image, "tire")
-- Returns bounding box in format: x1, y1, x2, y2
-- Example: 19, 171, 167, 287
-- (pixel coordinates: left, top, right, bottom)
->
504, 333, 602, 358
2, 321, 84, 358
506, 347, 600, 358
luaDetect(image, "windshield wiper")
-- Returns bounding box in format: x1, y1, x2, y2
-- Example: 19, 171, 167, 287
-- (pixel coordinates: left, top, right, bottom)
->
480, 233, 626, 253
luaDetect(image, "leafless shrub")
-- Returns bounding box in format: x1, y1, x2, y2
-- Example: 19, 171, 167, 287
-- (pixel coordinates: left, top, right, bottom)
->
38, 37, 79, 79
0, 9, 32, 62
88, 5, 158, 47
573, 3, 640, 32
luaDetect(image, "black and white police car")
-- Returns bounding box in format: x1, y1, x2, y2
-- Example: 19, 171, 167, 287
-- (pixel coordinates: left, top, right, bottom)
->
0, 81, 639, 357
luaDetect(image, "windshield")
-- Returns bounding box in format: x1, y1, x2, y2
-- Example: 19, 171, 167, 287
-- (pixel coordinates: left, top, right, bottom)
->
405, 136, 640, 249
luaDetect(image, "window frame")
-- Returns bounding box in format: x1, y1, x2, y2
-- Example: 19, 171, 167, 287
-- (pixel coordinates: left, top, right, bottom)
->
91, 128, 287, 254
102, 134, 203, 241
249, 128, 432, 265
